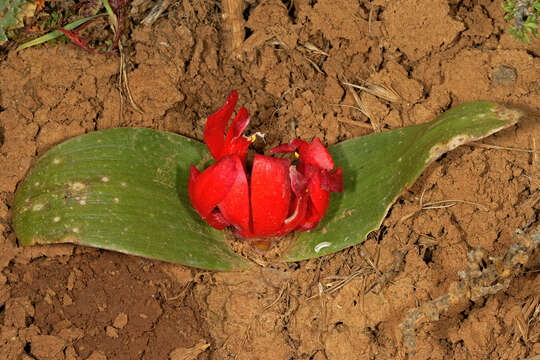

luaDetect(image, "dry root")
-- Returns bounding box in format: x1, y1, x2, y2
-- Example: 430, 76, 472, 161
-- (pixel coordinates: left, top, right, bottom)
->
221, 0, 245, 54
399, 225, 540, 352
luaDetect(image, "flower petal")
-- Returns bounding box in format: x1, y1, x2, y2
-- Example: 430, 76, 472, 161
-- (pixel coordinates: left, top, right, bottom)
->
251, 154, 292, 236
204, 90, 238, 160
300, 138, 334, 171
271, 138, 307, 153
308, 170, 331, 216
218, 156, 251, 234
222, 107, 251, 163
188, 156, 238, 219
276, 166, 308, 234
272, 138, 334, 171
205, 209, 230, 230
298, 169, 330, 230
321, 166, 344, 193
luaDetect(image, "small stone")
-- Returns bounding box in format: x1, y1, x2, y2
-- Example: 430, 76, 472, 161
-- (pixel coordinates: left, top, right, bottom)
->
30, 335, 65, 360
169, 341, 209, 360
65, 346, 78, 360
44, 294, 53, 305
67, 272, 76, 291
63, 294, 73, 306
113, 313, 128, 329
5, 297, 34, 328
105, 326, 118, 339
492, 65, 517, 86
58, 327, 84, 342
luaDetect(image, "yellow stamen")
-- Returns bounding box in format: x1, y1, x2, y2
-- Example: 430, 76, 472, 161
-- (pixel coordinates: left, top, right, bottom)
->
294, 152, 300, 158
249, 135, 257, 142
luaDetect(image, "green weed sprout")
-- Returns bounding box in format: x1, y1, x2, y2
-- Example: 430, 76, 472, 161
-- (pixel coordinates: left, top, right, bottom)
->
502, 0, 540, 43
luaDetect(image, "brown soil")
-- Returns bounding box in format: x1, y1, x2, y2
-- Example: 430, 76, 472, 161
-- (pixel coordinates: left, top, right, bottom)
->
1, 0, 539, 359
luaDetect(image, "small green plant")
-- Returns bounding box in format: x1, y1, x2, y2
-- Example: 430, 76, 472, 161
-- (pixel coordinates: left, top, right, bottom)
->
502, 0, 540, 43
0, 0, 32, 42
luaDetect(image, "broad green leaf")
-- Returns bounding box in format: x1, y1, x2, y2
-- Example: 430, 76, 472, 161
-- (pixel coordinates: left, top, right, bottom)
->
13, 102, 522, 269
282, 102, 523, 261
13, 128, 253, 271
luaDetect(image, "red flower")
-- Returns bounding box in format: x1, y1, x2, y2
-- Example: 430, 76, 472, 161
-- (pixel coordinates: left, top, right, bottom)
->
188, 91, 343, 240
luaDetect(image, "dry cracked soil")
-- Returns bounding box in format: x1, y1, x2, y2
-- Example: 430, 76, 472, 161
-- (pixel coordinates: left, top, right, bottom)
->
0, 0, 539, 359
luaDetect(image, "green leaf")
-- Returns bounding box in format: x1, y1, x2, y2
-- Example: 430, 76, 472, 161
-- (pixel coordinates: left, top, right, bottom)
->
13, 102, 522, 269
0, 0, 27, 42
16, 14, 101, 51
13, 128, 253, 271
282, 102, 523, 262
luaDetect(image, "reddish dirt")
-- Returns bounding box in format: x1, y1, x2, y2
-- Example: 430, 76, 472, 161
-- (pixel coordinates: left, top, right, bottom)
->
1, 0, 539, 359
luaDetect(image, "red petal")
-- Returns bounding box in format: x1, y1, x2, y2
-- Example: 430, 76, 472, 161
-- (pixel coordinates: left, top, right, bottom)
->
222, 106, 251, 163
225, 107, 250, 143
271, 138, 307, 153
205, 209, 230, 230
218, 156, 251, 234
278, 194, 308, 235
321, 167, 343, 193
204, 91, 238, 160
308, 170, 331, 216
289, 165, 307, 195
250, 154, 292, 236
298, 169, 330, 230
300, 138, 334, 171
188, 156, 238, 218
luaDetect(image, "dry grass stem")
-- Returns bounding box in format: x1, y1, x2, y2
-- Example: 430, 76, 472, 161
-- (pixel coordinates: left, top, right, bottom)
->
401, 189, 489, 221
470, 142, 540, 154
142, 0, 171, 26
303, 55, 325, 74
342, 82, 378, 131
514, 296, 540, 342
399, 225, 540, 352
264, 283, 289, 310
422, 199, 490, 212
336, 113, 374, 129
302, 42, 329, 56
343, 80, 401, 103
104, 3, 143, 116
533, 138, 538, 164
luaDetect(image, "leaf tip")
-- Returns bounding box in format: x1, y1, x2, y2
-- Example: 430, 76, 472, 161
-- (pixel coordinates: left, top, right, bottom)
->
491, 104, 525, 125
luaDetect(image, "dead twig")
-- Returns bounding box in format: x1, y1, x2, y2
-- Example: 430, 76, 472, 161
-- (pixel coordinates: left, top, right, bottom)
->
470, 142, 540, 154
399, 225, 540, 352
401, 189, 489, 222
142, 0, 171, 26
343, 80, 401, 103
342, 81, 378, 131
222, 0, 245, 54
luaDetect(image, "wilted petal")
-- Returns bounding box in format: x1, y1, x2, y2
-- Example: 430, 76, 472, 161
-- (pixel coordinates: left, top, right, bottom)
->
321, 166, 343, 193
205, 209, 230, 230
300, 138, 334, 171
271, 138, 307, 154
204, 90, 238, 160
251, 154, 291, 236
221, 106, 251, 163
276, 166, 308, 235
218, 156, 251, 234
298, 169, 331, 230
188, 156, 238, 219
225, 106, 250, 143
